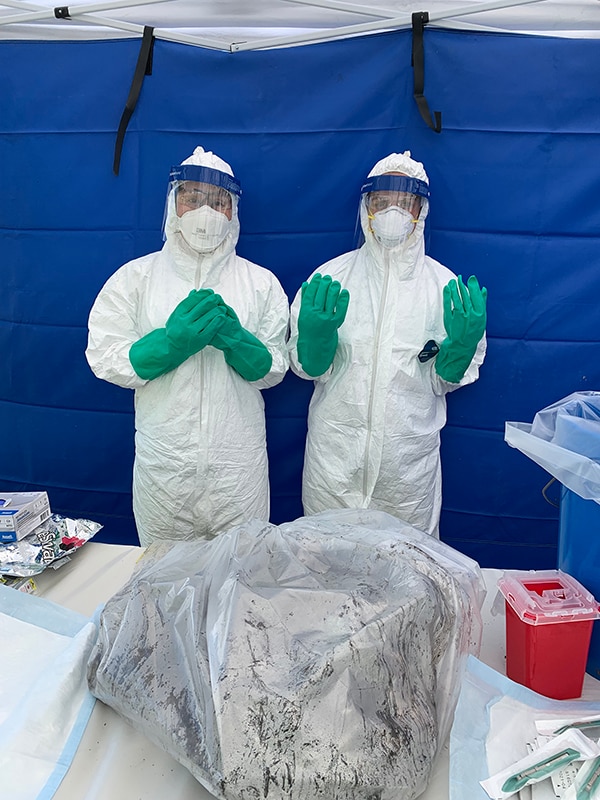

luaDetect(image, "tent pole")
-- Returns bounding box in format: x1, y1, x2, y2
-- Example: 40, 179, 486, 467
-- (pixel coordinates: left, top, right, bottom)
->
232, 0, 548, 50
0, 0, 552, 50
282, 0, 547, 21
0, 0, 234, 48
230, 15, 412, 51
427, 0, 548, 24
0, 0, 173, 27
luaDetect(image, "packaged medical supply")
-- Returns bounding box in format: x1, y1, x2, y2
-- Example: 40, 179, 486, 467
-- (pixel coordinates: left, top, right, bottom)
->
564, 755, 600, 800
0, 514, 102, 577
0, 574, 37, 594
450, 657, 600, 800
480, 728, 600, 799
536, 715, 600, 737
0, 491, 51, 542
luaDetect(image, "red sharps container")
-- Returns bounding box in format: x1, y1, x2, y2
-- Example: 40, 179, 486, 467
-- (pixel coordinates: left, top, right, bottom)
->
498, 569, 600, 700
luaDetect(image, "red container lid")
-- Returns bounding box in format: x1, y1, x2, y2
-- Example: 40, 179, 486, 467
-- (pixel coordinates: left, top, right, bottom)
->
498, 569, 600, 625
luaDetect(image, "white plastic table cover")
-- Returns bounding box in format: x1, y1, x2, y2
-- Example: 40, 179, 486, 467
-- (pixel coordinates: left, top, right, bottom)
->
24, 542, 600, 800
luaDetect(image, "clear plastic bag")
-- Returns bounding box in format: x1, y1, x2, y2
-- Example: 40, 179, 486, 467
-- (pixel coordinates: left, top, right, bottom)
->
88, 509, 484, 800
505, 391, 600, 503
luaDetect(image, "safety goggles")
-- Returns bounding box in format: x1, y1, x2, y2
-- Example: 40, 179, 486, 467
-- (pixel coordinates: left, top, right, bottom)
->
175, 182, 234, 215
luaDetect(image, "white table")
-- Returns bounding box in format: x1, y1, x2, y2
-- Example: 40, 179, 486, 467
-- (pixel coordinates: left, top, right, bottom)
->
27, 542, 600, 800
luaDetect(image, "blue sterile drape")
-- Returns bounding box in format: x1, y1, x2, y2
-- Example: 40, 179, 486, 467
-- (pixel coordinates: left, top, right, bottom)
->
1, 28, 599, 563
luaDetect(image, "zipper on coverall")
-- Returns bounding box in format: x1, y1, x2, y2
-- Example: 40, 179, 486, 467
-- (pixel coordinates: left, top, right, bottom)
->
363, 253, 390, 500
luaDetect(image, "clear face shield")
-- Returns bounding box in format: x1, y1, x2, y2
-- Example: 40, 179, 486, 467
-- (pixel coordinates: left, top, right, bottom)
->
162, 164, 242, 253
354, 174, 430, 250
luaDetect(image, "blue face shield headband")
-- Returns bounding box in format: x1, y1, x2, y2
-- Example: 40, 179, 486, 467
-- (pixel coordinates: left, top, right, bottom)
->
169, 165, 242, 197
360, 174, 429, 200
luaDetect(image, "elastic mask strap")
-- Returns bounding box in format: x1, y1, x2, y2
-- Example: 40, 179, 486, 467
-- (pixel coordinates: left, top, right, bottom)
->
113, 25, 155, 176
367, 212, 419, 223
411, 11, 442, 133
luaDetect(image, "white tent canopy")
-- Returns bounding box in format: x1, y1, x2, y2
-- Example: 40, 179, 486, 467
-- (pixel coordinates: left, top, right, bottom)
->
1, 0, 599, 48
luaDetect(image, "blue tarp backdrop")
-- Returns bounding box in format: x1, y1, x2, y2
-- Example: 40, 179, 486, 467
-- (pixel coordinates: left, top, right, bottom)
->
1, 27, 599, 566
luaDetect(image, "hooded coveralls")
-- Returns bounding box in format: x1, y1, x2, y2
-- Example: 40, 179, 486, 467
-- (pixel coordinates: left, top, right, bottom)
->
86, 157, 289, 546
289, 155, 485, 537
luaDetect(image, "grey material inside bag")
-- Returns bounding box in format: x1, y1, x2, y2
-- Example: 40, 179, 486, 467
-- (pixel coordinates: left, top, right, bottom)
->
87, 509, 484, 800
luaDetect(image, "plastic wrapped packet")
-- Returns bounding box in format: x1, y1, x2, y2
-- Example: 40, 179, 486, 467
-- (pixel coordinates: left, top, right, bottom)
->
88, 508, 484, 800
480, 729, 600, 799
0, 514, 102, 577
0, 574, 37, 594
450, 657, 600, 800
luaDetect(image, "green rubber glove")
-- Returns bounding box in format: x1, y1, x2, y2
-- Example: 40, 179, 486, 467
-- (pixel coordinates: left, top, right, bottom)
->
211, 302, 273, 382
129, 289, 224, 380
297, 273, 350, 377
435, 274, 487, 384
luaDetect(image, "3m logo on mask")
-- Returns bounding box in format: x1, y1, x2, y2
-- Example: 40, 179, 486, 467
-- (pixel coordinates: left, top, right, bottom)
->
179, 206, 231, 253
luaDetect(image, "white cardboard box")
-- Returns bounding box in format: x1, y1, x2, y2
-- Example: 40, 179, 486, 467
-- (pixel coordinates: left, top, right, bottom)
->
0, 492, 51, 542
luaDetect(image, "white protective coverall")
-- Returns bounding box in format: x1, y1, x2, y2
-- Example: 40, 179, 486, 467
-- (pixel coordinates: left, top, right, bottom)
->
289, 152, 486, 537
86, 148, 289, 546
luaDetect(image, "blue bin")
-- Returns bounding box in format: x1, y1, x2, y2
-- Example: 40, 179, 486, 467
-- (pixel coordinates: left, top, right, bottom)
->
558, 486, 600, 680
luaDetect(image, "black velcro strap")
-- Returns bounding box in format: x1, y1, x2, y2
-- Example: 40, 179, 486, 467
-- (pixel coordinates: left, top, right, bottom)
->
113, 25, 155, 176
411, 11, 442, 133
54, 6, 70, 18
